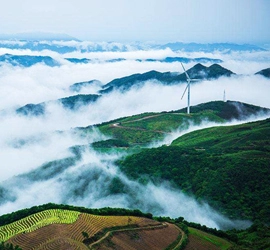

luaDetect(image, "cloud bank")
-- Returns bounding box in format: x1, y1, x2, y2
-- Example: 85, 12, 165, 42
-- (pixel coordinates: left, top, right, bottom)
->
0, 47, 269, 230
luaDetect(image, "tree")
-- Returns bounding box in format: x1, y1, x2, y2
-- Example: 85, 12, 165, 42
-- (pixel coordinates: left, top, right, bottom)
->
82, 231, 89, 239
0, 242, 22, 250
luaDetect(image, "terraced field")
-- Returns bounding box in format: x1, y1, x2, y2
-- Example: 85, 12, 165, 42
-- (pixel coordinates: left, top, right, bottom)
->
0, 209, 80, 242
6, 211, 162, 249
94, 223, 183, 250
0, 207, 234, 250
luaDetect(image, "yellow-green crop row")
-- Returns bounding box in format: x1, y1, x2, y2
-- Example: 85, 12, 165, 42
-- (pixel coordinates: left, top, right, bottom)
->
0, 209, 80, 242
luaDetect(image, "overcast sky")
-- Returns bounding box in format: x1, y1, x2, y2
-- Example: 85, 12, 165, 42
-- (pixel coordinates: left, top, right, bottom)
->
1, 0, 269, 43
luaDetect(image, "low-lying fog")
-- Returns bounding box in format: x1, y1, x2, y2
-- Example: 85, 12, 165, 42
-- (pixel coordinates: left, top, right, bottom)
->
0, 47, 269, 230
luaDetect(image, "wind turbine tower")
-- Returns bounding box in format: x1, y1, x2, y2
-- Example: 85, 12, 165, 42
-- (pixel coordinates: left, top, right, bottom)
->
181, 63, 198, 114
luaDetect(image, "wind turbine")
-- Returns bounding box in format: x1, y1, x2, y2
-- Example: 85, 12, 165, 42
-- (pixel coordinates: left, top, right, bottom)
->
181, 63, 198, 114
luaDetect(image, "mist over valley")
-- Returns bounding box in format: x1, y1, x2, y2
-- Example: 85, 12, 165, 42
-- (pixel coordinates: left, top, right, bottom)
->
0, 39, 269, 236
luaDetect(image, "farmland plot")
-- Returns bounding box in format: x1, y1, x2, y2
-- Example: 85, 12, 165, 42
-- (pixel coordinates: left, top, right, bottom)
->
6, 212, 159, 249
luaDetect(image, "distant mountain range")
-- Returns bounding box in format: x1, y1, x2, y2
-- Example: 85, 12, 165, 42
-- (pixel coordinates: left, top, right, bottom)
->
15, 63, 234, 116
157, 42, 266, 52
0, 54, 222, 67
0, 54, 60, 67
0, 38, 267, 53
16, 94, 100, 116
15, 63, 270, 117
136, 57, 222, 64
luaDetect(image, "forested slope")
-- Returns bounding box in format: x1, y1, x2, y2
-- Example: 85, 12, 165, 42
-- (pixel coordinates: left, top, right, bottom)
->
118, 118, 270, 224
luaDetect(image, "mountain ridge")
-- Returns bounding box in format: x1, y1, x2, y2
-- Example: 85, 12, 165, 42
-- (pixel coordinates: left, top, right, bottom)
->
0, 39, 266, 53
100, 63, 234, 94
158, 42, 266, 52
14, 61, 265, 117
16, 94, 101, 116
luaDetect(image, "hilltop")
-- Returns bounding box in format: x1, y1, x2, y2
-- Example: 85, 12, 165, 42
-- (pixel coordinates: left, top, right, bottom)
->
83, 101, 270, 146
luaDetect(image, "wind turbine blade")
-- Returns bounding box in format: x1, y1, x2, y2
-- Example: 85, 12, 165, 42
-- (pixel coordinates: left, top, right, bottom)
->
181, 84, 189, 99
181, 62, 190, 80
180, 62, 186, 72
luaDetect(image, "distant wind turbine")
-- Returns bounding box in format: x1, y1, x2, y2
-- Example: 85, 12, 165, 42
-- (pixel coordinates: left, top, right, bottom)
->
181, 63, 199, 114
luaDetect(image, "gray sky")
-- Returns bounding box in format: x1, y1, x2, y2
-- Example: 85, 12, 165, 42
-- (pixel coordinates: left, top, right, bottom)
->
1, 0, 270, 43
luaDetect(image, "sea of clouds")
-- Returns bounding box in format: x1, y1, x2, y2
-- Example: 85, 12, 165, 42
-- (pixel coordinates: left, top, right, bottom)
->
0, 43, 269, 230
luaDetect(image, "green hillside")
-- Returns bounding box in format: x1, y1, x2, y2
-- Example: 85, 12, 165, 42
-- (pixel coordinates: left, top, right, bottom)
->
176, 100, 269, 120
171, 118, 270, 150
118, 118, 270, 224
80, 101, 269, 147
95, 111, 223, 145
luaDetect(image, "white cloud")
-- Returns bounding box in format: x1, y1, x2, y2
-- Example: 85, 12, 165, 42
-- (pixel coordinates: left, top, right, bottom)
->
0, 146, 252, 230
0, 48, 269, 230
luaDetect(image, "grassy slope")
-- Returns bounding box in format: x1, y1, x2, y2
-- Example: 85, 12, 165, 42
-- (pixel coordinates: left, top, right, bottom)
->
172, 117, 270, 150
97, 111, 223, 145
118, 118, 270, 224
187, 227, 232, 250
80, 101, 269, 147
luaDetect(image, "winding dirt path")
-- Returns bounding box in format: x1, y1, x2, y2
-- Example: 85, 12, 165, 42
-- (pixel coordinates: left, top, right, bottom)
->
88, 223, 167, 248
88, 222, 186, 250
112, 122, 168, 134
172, 225, 186, 250
122, 114, 162, 123
111, 114, 171, 135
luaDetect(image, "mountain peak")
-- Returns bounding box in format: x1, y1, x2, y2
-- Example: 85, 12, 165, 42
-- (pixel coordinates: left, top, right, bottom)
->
255, 68, 270, 78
